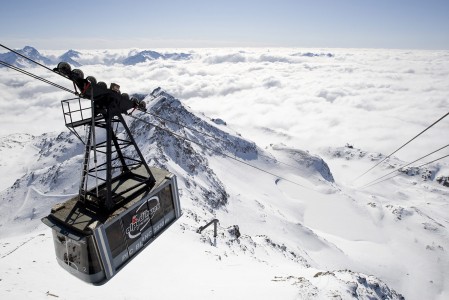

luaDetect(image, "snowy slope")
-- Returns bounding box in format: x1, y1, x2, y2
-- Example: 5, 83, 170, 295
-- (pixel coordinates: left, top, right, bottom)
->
0, 131, 84, 236
0, 133, 37, 191
2, 88, 448, 299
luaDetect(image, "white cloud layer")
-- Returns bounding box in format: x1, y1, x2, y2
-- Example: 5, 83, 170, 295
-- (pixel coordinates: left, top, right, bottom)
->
1, 48, 448, 162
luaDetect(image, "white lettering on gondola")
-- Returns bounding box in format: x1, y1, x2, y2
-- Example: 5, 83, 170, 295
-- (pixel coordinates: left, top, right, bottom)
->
142, 231, 152, 243
121, 230, 154, 263
124, 196, 160, 239
121, 252, 129, 262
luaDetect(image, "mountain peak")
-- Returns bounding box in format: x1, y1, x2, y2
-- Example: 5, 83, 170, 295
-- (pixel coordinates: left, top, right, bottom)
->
64, 49, 81, 57
21, 46, 39, 54
122, 50, 192, 65
0, 45, 52, 68
59, 49, 82, 67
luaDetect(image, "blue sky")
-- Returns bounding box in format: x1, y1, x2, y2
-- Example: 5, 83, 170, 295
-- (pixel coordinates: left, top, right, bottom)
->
1, 0, 448, 49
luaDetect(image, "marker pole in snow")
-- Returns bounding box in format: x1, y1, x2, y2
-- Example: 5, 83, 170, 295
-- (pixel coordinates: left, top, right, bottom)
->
197, 219, 219, 238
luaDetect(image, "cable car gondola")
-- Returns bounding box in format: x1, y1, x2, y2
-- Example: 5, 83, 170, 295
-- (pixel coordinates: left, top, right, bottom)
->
41, 62, 182, 284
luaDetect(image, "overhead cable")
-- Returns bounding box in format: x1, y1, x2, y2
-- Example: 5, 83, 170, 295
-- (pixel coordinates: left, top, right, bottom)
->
353, 111, 449, 183
359, 143, 449, 188
128, 114, 316, 191
140, 110, 303, 170
0, 43, 65, 77
362, 153, 449, 189
0, 60, 77, 95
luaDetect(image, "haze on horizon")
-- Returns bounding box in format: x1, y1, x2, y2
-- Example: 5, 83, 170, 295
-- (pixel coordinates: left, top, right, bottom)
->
1, 0, 448, 50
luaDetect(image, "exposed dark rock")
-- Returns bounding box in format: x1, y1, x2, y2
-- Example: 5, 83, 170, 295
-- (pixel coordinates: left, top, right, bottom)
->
227, 225, 241, 238
436, 176, 449, 187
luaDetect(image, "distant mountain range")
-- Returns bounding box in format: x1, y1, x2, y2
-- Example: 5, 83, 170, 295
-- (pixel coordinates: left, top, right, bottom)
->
0, 46, 53, 68
0, 46, 339, 70
0, 46, 193, 68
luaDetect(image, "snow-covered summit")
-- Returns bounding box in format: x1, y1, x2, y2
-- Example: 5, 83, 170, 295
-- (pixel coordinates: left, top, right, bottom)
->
122, 50, 192, 65
58, 49, 82, 67
0, 46, 52, 68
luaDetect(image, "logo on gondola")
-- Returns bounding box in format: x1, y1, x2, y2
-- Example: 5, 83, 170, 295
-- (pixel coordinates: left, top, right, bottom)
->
125, 196, 160, 239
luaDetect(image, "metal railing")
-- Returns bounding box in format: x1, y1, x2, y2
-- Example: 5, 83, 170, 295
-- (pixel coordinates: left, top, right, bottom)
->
61, 97, 92, 127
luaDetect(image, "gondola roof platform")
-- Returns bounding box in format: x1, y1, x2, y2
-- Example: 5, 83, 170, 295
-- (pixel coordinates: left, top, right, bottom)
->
45, 166, 171, 234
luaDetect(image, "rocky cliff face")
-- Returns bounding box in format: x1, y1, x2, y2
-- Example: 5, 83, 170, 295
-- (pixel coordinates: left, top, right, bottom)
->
129, 88, 260, 210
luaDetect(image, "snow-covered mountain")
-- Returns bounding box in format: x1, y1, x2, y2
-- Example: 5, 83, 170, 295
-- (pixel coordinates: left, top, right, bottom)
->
0, 46, 193, 67
1, 88, 448, 299
122, 50, 192, 65
0, 46, 52, 68
0, 45, 340, 69
58, 49, 82, 67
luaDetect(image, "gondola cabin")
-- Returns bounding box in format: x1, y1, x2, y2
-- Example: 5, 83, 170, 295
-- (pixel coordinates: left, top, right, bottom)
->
41, 62, 182, 284
42, 167, 181, 284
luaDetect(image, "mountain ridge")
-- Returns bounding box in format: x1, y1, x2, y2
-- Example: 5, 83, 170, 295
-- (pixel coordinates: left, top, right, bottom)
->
0, 46, 193, 68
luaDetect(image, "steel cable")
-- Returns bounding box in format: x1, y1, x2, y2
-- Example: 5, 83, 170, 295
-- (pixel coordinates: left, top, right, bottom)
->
362, 153, 449, 189
0, 43, 66, 78
353, 111, 449, 183
359, 143, 449, 188
0, 60, 77, 95
139, 110, 304, 170
128, 114, 317, 191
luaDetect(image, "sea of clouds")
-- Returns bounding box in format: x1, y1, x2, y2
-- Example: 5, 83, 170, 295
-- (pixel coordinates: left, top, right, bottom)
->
1, 48, 448, 162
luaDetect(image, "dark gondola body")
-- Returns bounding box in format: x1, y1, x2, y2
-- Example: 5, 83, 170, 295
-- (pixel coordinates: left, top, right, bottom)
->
42, 167, 181, 284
